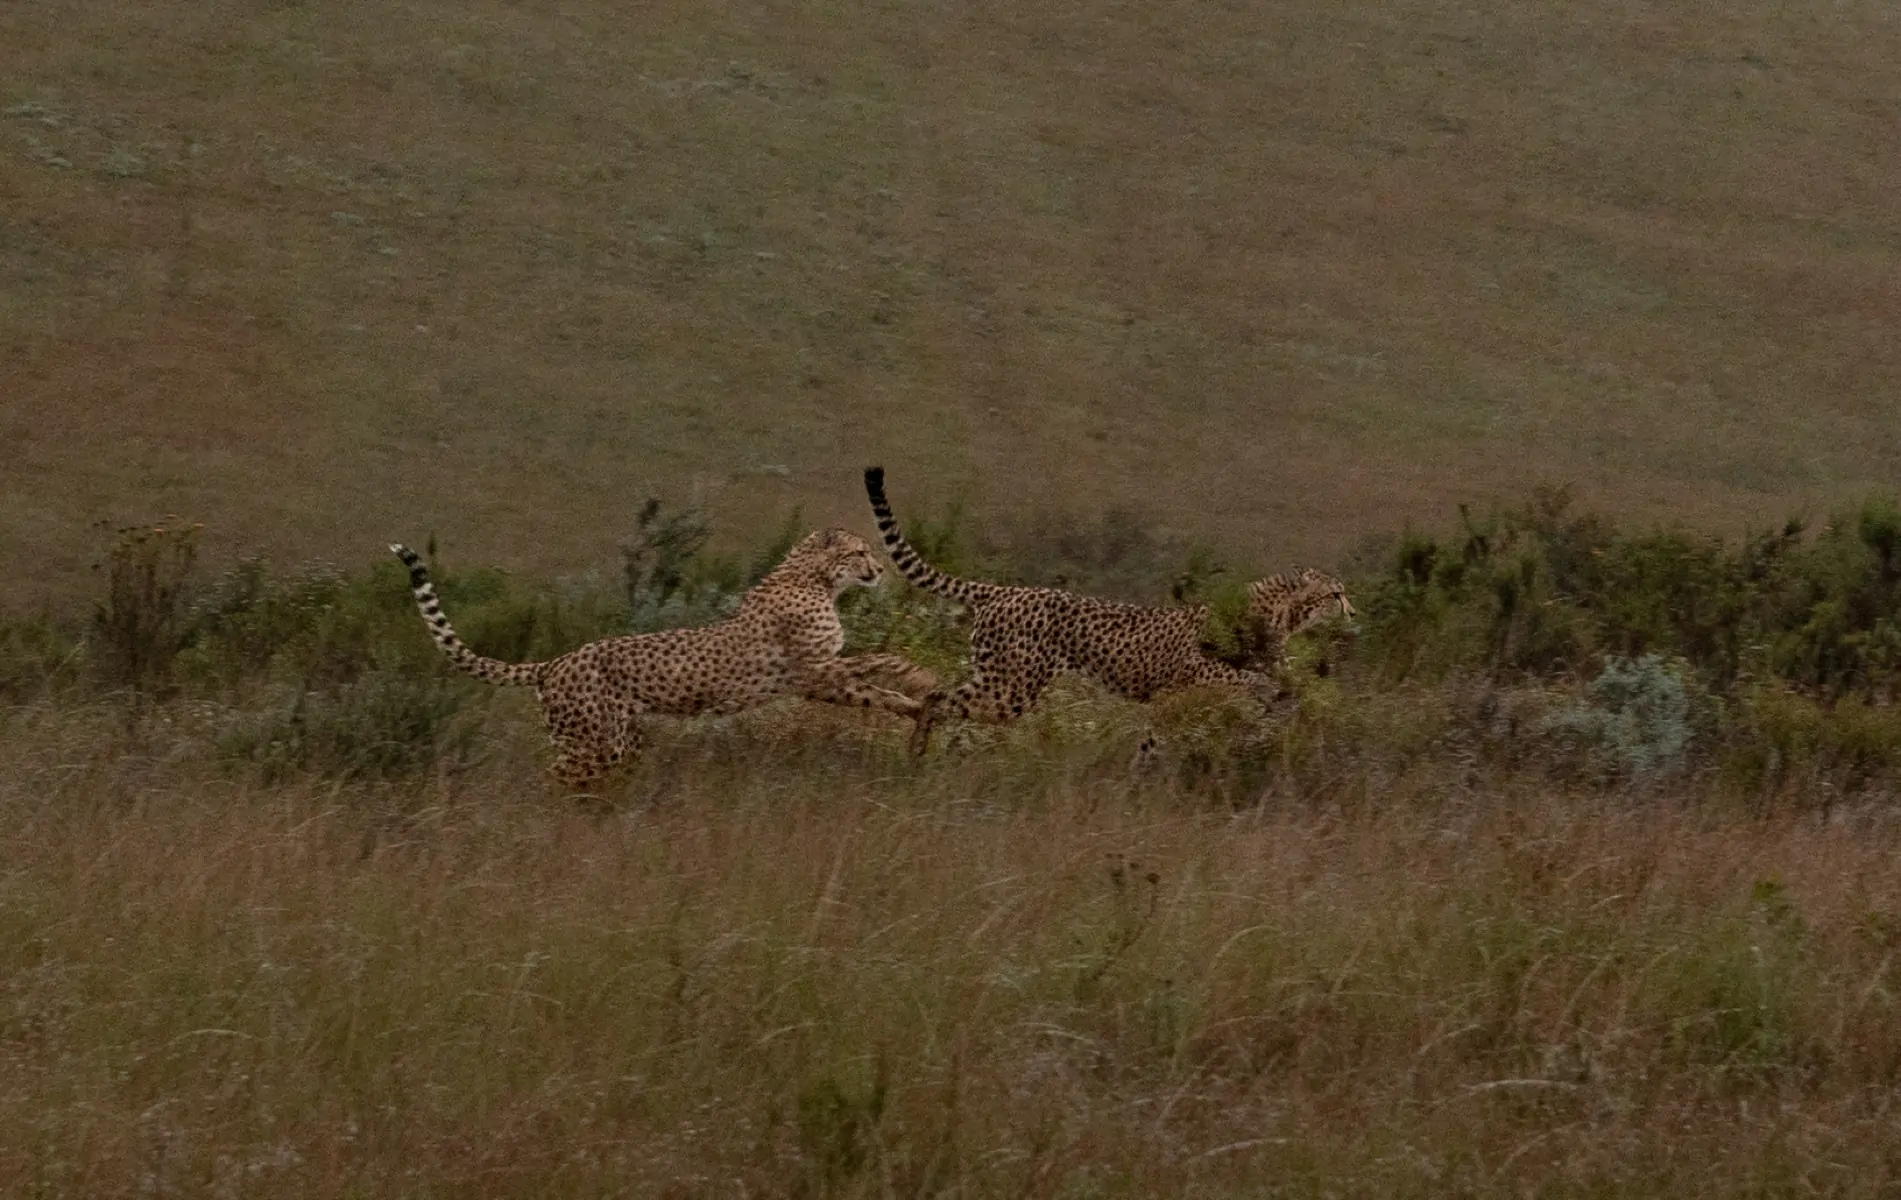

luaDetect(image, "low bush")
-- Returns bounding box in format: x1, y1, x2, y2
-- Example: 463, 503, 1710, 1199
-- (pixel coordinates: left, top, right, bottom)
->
1359, 488, 1901, 701
1538, 654, 1695, 785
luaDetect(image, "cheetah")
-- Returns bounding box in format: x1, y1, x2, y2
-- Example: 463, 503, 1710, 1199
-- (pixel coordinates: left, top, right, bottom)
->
863, 467, 1354, 756
391, 530, 936, 787
1217, 565, 1361, 674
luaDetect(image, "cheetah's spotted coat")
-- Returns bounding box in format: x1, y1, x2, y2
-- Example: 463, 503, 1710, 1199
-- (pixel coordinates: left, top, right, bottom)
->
392, 530, 933, 786
864, 467, 1354, 756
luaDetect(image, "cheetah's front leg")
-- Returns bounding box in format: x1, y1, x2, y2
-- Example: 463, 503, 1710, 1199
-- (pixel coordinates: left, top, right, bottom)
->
833, 653, 939, 703
909, 656, 1057, 758
795, 656, 929, 718
1183, 660, 1286, 706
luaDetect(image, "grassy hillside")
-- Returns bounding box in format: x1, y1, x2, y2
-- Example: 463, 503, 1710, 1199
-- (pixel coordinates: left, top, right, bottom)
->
4, 0, 1899, 606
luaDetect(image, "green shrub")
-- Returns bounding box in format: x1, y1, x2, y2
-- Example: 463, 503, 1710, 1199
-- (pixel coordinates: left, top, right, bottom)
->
1357, 490, 1901, 700
1356, 498, 1599, 680
993, 507, 1194, 600
795, 1069, 887, 1196
436, 563, 622, 665
1164, 547, 1257, 666
182, 550, 630, 695
1724, 685, 1901, 800
1539, 654, 1693, 783
621, 497, 712, 616
840, 500, 980, 677
91, 522, 202, 696
1758, 501, 1901, 695
835, 583, 969, 681
183, 557, 436, 690
26, 489, 1901, 800
744, 507, 811, 588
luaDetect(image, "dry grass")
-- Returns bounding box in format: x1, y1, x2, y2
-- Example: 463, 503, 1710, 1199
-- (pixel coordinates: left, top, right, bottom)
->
5, 0, 1901, 606
8, 696, 1901, 1196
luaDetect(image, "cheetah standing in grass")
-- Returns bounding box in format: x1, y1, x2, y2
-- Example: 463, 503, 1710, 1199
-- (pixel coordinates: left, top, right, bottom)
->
392, 530, 935, 787
863, 467, 1354, 756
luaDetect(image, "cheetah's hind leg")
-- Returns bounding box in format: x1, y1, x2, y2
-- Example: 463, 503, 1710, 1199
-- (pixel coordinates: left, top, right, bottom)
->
543, 705, 642, 809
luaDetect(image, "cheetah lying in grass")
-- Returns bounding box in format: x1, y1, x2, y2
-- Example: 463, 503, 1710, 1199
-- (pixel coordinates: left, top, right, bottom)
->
392, 530, 935, 787
863, 466, 1354, 756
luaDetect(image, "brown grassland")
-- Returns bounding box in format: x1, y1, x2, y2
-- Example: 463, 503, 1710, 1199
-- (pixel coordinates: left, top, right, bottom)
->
4, 0, 1900, 605
9, 687, 1901, 1197
6, 0, 1901, 1195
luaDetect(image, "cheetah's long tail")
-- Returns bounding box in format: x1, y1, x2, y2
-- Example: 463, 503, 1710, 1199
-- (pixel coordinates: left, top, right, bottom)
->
390, 544, 547, 686
862, 467, 999, 608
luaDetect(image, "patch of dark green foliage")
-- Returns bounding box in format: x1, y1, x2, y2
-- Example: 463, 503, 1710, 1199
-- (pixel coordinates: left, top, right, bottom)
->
1360, 487, 1901, 698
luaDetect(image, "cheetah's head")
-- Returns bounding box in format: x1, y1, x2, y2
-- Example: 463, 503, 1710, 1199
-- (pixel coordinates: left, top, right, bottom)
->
793, 528, 886, 594
1247, 567, 1356, 632
1296, 567, 1355, 627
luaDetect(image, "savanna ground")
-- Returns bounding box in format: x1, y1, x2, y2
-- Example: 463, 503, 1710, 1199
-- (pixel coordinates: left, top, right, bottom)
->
6, 0, 1901, 1194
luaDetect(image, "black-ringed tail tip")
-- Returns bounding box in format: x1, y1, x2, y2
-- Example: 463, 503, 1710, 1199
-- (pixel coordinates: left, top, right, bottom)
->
864, 465, 885, 492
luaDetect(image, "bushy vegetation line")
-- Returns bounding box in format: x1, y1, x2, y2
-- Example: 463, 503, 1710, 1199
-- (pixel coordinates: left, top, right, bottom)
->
1361, 487, 1901, 696
3, 491, 1899, 802
1351, 489, 1901, 801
